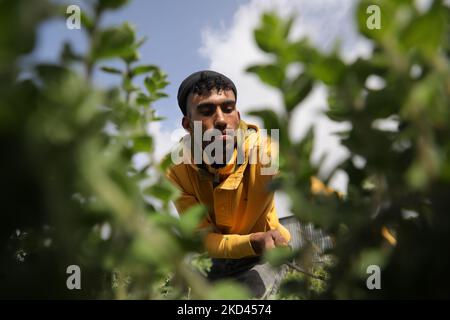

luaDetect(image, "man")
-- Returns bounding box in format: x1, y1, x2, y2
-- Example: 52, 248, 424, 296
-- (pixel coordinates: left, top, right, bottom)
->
166, 70, 291, 298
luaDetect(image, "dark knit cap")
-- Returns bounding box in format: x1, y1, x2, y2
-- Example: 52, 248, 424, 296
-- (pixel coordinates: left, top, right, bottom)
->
177, 70, 237, 116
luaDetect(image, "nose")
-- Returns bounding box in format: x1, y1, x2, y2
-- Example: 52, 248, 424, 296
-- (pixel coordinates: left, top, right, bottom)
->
214, 107, 227, 131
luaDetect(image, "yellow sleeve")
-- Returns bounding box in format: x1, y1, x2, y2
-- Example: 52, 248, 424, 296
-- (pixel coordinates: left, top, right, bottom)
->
204, 233, 256, 259
166, 167, 257, 259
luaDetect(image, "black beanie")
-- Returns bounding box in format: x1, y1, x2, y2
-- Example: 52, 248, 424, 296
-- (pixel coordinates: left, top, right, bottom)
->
177, 70, 237, 116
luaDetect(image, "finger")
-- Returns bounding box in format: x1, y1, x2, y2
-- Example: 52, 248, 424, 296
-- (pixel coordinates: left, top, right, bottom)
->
274, 238, 288, 247
264, 237, 276, 251
271, 230, 287, 244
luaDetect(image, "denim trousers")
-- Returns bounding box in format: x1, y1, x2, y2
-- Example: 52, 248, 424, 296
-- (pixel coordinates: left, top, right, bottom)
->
207, 256, 288, 299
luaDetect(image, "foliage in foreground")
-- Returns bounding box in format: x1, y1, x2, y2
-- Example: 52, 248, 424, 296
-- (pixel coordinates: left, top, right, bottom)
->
0, 0, 249, 299
250, 0, 450, 298
2, 0, 449, 299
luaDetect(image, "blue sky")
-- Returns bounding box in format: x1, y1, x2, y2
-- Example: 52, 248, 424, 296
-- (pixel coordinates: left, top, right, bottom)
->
33, 0, 248, 131
31, 0, 381, 201
30, 0, 447, 214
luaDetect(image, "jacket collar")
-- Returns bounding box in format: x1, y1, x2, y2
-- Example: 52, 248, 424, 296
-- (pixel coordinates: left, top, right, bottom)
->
187, 120, 259, 190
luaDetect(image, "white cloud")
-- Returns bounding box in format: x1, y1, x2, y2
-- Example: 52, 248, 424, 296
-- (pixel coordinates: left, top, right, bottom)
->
147, 120, 185, 162
132, 120, 181, 172
199, 0, 372, 215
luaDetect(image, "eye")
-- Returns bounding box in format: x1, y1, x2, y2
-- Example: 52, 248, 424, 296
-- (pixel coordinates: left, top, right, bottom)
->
222, 104, 235, 113
197, 104, 215, 116
201, 108, 214, 116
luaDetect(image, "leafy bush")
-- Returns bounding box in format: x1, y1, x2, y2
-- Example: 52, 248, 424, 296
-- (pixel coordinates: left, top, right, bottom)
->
2, 0, 449, 300
0, 0, 249, 299
249, 0, 450, 298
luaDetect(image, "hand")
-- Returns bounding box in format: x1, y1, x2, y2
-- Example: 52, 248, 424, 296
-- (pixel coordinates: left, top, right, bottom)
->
250, 230, 288, 255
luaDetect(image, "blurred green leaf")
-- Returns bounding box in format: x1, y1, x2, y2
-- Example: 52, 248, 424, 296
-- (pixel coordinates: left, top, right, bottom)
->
144, 180, 180, 203
283, 74, 313, 112
136, 92, 153, 105
353, 248, 389, 279
60, 42, 83, 64
133, 136, 153, 152
400, 2, 447, 56
80, 11, 94, 32
247, 64, 284, 87
91, 23, 136, 60
122, 49, 141, 64
159, 153, 174, 172
122, 77, 139, 92
247, 109, 282, 130
154, 92, 168, 99
254, 12, 294, 55
101, 66, 122, 75
131, 64, 158, 76
208, 281, 251, 299
264, 246, 294, 267
98, 0, 129, 10
179, 205, 207, 237
309, 55, 345, 85
144, 76, 157, 94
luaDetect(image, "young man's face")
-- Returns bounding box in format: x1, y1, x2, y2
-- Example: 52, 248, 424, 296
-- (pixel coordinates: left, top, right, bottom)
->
183, 88, 241, 151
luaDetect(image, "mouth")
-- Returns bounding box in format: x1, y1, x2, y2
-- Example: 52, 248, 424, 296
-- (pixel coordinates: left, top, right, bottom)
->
210, 130, 234, 141
217, 134, 232, 141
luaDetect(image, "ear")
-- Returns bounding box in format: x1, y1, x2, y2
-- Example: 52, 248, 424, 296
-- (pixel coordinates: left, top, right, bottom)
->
182, 116, 191, 132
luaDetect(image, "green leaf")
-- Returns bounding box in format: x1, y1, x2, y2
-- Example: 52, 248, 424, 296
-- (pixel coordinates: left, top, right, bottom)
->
126, 108, 140, 125
80, 11, 94, 32
131, 232, 180, 265
180, 204, 207, 237
247, 64, 284, 88
98, 0, 129, 10
400, 2, 447, 56
296, 127, 315, 164
353, 248, 388, 279
247, 109, 282, 130
91, 23, 136, 60
291, 39, 318, 63
264, 246, 294, 267
122, 49, 140, 63
131, 65, 158, 76
209, 281, 251, 299
179, 205, 207, 237
133, 136, 153, 152
406, 161, 428, 189
144, 76, 157, 94
154, 92, 168, 99
151, 212, 180, 229
356, 0, 395, 41
136, 92, 153, 105
122, 77, 139, 92
309, 54, 345, 85
35, 64, 73, 86
144, 180, 180, 203
60, 42, 82, 64
100, 66, 122, 75
283, 74, 313, 112
254, 12, 294, 55
159, 153, 174, 172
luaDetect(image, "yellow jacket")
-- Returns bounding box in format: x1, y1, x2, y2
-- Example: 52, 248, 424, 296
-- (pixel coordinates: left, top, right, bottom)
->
166, 121, 291, 259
